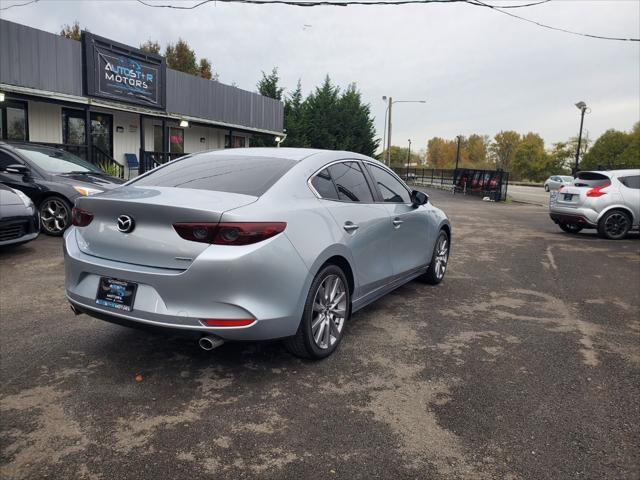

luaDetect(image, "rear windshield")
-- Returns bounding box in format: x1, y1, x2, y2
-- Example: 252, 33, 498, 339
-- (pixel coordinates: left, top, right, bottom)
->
574, 172, 610, 188
130, 154, 296, 196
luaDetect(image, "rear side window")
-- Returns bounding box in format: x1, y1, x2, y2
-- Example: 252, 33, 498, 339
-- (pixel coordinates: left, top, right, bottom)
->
574, 172, 611, 188
131, 154, 295, 196
367, 164, 411, 203
619, 175, 640, 189
311, 168, 339, 200
327, 161, 374, 202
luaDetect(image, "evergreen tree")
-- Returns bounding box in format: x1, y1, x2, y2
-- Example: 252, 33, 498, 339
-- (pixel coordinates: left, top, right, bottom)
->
284, 80, 306, 147
257, 68, 284, 100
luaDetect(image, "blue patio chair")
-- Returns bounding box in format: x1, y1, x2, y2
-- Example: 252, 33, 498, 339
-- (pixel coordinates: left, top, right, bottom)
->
124, 153, 139, 179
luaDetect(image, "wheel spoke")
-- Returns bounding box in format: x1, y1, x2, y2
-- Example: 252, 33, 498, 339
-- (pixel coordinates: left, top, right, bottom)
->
314, 319, 326, 345
328, 276, 339, 302
330, 307, 346, 317
329, 319, 340, 338
329, 292, 345, 308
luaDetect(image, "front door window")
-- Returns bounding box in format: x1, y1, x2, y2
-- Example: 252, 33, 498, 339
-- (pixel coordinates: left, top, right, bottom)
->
169, 128, 184, 154
91, 113, 113, 157
1, 101, 28, 141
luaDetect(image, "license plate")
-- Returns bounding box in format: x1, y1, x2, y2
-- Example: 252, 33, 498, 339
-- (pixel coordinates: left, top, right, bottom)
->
563, 193, 573, 201
96, 277, 137, 312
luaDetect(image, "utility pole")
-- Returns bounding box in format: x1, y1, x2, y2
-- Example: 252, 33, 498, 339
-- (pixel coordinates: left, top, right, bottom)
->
406, 139, 411, 180
574, 102, 588, 175
386, 97, 392, 167
455, 135, 462, 170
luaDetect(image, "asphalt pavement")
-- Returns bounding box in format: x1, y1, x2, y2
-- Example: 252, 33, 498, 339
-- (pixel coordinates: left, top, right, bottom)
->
507, 185, 550, 206
1, 189, 639, 480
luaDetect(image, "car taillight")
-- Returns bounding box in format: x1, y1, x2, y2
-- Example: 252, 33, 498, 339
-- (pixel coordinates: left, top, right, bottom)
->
201, 319, 255, 327
558, 186, 564, 192
71, 207, 94, 227
173, 222, 286, 245
586, 182, 611, 197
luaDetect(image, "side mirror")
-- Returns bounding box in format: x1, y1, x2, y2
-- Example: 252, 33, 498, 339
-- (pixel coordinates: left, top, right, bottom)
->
4, 164, 30, 175
411, 190, 428, 207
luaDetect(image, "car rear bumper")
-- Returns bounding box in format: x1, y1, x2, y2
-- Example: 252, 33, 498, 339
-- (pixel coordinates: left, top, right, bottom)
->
0, 211, 40, 246
64, 228, 310, 341
549, 212, 596, 228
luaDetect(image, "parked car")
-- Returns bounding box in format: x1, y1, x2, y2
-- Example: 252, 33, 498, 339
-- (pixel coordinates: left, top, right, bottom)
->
64, 148, 451, 359
0, 142, 124, 236
544, 175, 574, 192
549, 169, 640, 239
0, 183, 40, 247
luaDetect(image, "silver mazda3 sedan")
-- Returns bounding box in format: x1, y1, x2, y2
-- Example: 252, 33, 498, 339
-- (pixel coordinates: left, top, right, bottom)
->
64, 148, 451, 358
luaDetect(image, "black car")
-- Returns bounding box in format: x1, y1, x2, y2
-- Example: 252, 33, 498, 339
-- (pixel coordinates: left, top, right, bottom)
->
0, 143, 124, 235
0, 183, 40, 247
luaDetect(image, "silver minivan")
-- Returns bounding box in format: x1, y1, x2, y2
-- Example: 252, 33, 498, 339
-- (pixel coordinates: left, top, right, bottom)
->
549, 169, 640, 239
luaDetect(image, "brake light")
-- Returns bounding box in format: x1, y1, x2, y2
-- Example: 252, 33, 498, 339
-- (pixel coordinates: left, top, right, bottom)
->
558, 186, 564, 192
71, 207, 94, 227
173, 222, 286, 245
201, 319, 255, 327
586, 182, 611, 197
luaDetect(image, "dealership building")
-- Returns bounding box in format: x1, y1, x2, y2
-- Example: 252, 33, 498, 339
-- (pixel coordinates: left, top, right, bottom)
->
0, 19, 284, 177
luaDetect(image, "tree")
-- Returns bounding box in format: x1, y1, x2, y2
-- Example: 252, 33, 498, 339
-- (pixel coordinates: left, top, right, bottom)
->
490, 131, 521, 171
426, 137, 457, 168
165, 39, 198, 75
619, 122, 640, 167
379, 146, 421, 167
60, 21, 82, 41
257, 68, 284, 101
164, 39, 216, 80
284, 79, 306, 147
199, 58, 214, 80
466, 134, 490, 168
511, 133, 547, 181
581, 129, 632, 170
335, 84, 378, 156
140, 40, 161, 55
301, 76, 341, 150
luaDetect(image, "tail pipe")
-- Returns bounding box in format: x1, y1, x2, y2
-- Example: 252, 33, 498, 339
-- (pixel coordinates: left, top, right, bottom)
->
198, 335, 225, 351
70, 303, 83, 316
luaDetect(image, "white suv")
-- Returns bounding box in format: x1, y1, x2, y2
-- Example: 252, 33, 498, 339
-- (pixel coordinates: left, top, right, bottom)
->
549, 169, 640, 239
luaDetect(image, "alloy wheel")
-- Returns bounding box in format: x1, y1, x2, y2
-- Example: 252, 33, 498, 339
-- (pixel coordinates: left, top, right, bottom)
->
604, 212, 630, 238
434, 236, 449, 279
40, 198, 69, 234
311, 274, 347, 349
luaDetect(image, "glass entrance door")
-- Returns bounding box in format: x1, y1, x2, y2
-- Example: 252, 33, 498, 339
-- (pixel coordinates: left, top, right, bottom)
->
62, 110, 113, 159
91, 113, 113, 157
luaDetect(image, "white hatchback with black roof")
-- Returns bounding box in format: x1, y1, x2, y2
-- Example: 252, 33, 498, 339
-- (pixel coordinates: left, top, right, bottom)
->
549, 169, 640, 239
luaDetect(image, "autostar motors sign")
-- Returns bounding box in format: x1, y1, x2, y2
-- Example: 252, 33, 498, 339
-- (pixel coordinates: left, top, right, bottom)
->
83, 32, 166, 109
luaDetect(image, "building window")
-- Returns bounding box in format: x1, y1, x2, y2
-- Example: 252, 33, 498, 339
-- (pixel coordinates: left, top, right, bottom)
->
225, 135, 245, 148
169, 128, 184, 154
0, 100, 28, 141
62, 109, 86, 146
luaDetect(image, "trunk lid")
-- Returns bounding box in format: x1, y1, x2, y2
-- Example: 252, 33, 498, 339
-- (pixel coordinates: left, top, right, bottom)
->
74, 186, 257, 269
552, 185, 586, 208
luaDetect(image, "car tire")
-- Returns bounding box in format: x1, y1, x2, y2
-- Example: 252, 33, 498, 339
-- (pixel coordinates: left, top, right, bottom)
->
39, 196, 72, 236
284, 264, 350, 359
559, 223, 583, 234
419, 230, 449, 285
544, 185, 550, 192
597, 210, 631, 240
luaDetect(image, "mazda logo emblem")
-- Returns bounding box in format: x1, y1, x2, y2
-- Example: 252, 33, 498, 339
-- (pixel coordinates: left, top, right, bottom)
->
117, 215, 135, 233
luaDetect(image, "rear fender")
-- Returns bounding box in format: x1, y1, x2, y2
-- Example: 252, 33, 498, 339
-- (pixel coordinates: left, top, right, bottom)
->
597, 204, 637, 225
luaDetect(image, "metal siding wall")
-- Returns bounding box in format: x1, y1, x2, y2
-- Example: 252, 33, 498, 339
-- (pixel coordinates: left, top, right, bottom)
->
0, 20, 282, 133
0, 19, 83, 96
166, 70, 283, 133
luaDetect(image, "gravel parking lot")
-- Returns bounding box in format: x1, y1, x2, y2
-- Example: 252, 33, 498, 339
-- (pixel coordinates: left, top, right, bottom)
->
1, 189, 639, 480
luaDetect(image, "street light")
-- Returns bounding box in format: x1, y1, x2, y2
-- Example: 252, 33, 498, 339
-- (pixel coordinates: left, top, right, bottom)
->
573, 101, 589, 174
406, 138, 411, 180
382, 97, 426, 167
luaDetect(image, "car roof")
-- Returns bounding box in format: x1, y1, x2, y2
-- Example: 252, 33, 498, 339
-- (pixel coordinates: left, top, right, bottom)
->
579, 169, 640, 176
203, 147, 326, 162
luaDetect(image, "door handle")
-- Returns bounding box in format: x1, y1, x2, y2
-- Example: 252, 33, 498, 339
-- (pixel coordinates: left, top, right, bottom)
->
343, 222, 359, 232
392, 218, 403, 227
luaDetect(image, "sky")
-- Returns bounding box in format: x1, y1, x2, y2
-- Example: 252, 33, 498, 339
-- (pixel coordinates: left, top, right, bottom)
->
1, 0, 639, 152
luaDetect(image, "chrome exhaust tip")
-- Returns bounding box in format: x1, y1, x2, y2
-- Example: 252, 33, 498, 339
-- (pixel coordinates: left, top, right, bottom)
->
70, 304, 83, 316
198, 335, 225, 351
